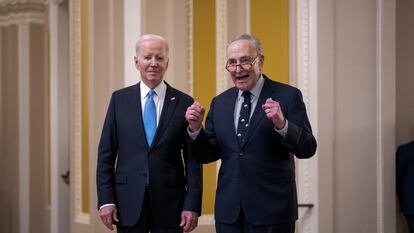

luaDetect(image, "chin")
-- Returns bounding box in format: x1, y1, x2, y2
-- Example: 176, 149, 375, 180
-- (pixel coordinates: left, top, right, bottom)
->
235, 83, 251, 91
236, 86, 248, 91
148, 76, 162, 83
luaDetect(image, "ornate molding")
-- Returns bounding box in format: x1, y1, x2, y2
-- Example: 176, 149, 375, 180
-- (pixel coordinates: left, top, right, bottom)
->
0, 1, 46, 26
297, 0, 311, 107
70, 0, 89, 224
50, 0, 65, 5
186, 0, 193, 96
295, 0, 318, 232
216, 0, 228, 94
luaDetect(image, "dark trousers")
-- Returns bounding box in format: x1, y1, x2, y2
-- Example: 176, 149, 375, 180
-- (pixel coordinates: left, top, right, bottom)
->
117, 188, 182, 233
406, 214, 414, 233
215, 208, 295, 233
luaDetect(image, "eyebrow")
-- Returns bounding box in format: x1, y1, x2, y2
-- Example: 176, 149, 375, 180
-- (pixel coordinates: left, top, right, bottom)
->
227, 56, 252, 61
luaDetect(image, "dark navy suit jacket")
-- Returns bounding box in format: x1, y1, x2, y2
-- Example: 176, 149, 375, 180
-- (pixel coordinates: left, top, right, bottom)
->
189, 75, 317, 225
397, 140, 414, 215
97, 82, 202, 227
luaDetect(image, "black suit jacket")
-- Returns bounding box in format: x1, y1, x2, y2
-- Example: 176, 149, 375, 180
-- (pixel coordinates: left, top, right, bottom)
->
97, 82, 202, 227
189, 75, 317, 225
396, 140, 414, 215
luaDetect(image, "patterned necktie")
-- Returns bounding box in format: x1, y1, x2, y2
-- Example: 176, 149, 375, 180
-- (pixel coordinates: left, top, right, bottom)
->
144, 90, 157, 145
236, 91, 251, 144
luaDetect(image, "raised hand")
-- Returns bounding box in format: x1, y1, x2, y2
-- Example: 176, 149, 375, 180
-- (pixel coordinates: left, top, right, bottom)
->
262, 98, 286, 130
185, 101, 205, 132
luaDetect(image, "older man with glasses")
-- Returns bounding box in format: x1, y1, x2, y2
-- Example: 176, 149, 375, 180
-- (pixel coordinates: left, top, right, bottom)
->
185, 34, 317, 233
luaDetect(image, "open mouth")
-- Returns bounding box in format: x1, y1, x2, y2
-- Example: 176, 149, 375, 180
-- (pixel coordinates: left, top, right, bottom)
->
236, 74, 249, 81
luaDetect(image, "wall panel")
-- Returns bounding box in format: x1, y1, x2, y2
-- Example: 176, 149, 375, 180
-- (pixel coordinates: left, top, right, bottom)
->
251, 0, 289, 83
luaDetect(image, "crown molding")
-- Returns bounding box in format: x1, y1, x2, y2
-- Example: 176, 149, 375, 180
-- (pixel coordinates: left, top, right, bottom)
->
0, 1, 46, 25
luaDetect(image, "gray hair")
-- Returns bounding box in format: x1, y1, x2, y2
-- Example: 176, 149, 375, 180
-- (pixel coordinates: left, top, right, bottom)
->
135, 34, 169, 56
227, 34, 263, 55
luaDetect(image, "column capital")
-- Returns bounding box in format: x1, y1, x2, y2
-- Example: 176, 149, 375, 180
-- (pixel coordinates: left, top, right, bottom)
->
0, 0, 46, 26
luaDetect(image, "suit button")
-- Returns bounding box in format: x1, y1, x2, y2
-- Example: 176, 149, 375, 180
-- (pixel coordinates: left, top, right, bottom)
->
239, 152, 244, 156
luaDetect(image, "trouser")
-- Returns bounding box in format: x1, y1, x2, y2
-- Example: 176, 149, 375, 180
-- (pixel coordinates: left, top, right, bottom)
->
215, 208, 295, 233
117, 188, 182, 233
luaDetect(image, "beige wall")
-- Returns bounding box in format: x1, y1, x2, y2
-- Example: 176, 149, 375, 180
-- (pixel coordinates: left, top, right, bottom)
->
141, 0, 190, 93
0, 25, 20, 233
396, 0, 414, 144
317, 0, 396, 232
396, 0, 414, 232
0, 2, 50, 233
29, 23, 50, 233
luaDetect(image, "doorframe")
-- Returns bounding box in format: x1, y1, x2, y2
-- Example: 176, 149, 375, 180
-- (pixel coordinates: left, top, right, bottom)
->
49, 1, 70, 233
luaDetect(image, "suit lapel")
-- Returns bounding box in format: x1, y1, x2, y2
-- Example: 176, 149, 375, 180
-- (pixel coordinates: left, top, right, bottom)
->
151, 83, 177, 148
226, 88, 240, 146
129, 83, 149, 149
241, 77, 274, 148
219, 88, 243, 147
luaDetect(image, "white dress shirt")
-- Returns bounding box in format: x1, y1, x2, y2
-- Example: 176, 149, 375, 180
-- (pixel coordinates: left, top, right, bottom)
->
140, 81, 167, 126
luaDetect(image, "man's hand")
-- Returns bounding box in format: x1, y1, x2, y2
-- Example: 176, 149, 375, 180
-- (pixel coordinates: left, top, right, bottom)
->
99, 205, 119, 231
185, 102, 205, 132
262, 98, 286, 129
180, 211, 198, 232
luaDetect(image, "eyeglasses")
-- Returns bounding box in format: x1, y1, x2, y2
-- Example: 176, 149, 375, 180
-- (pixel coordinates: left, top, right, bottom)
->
225, 55, 260, 72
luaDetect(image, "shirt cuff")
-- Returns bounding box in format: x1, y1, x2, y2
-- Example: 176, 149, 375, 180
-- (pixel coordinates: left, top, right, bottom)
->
99, 203, 116, 210
274, 120, 288, 138
187, 126, 202, 140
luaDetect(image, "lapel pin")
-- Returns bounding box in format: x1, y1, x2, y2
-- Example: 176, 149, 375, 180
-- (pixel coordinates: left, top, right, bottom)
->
170, 97, 176, 101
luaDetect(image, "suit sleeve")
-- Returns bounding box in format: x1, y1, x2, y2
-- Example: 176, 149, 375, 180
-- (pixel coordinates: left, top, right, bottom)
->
188, 98, 222, 164
96, 94, 118, 209
278, 89, 317, 158
182, 139, 203, 216
396, 145, 406, 202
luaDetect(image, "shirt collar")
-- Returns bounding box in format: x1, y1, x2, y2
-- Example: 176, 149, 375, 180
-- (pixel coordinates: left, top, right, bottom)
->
140, 81, 167, 99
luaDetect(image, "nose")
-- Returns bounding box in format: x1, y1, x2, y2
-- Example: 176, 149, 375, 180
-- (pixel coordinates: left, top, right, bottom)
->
150, 57, 157, 66
235, 64, 243, 72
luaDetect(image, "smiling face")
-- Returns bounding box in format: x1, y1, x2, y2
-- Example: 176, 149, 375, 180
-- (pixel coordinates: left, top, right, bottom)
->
226, 39, 263, 92
134, 38, 169, 89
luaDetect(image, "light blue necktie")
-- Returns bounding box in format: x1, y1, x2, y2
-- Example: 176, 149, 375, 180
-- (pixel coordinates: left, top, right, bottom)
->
144, 90, 157, 145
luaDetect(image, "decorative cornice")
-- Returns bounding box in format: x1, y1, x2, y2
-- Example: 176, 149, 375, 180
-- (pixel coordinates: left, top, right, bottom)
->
0, 1, 46, 25
50, 0, 64, 5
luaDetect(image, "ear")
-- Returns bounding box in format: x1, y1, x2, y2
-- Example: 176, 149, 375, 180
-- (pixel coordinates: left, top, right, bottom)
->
165, 57, 169, 69
258, 55, 265, 67
134, 56, 141, 71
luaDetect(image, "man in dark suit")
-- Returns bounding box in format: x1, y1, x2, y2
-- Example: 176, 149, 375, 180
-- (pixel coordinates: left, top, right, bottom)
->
397, 140, 414, 233
97, 34, 202, 233
185, 34, 317, 233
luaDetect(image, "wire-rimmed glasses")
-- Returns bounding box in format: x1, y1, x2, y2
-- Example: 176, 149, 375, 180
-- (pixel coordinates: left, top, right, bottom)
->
225, 55, 260, 72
